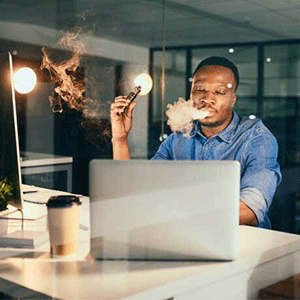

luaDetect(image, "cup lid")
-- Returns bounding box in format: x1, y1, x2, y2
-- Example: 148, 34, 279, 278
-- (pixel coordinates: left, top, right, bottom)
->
46, 195, 82, 208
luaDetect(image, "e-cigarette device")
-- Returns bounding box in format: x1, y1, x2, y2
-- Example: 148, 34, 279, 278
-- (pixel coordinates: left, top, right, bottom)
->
118, 85, 142, 115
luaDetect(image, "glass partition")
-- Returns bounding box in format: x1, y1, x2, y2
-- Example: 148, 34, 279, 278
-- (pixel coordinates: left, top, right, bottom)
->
2, 0, 300, 200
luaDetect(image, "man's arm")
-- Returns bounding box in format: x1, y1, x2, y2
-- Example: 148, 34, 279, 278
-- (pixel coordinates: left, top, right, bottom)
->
110, 96, 136, 160
111, 137, 131, 160
239, 200, 258, 226
239, 130, 281, 228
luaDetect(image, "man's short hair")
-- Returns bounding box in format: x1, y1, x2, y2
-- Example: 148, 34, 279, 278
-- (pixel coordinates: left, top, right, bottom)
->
193, 56, 239, 90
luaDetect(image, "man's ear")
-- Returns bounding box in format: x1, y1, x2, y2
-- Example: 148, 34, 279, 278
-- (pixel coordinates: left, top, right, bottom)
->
231, 93, 237, 108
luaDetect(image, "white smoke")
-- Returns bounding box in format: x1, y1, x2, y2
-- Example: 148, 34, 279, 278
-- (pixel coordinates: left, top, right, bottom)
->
166, 98, 209, 137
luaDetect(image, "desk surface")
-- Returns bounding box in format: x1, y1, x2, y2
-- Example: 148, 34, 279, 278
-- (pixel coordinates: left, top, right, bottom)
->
1, 190, 300, 300
0, 228, 300, 299
20, 151, 73, 167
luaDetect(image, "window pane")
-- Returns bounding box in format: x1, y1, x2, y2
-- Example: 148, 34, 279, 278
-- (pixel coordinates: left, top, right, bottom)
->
263, 44, 300, 168
264, 44, 300, 97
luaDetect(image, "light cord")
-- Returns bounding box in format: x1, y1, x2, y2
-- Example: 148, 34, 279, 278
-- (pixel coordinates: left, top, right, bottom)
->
161, 0, 166, 141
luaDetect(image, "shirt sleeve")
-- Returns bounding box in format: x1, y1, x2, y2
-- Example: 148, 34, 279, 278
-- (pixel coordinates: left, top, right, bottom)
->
151, 135, 173, 160
240, 187, 266, 226
240, 128, 282, 226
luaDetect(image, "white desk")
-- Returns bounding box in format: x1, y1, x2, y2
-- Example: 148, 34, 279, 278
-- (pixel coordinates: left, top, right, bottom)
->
0, 192, 300, 299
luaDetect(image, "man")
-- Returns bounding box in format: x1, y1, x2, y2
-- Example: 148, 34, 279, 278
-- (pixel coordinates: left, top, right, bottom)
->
110, 56, 282, 229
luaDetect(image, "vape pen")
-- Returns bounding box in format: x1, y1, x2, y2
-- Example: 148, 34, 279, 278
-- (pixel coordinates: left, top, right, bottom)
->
118, 85, 142, 115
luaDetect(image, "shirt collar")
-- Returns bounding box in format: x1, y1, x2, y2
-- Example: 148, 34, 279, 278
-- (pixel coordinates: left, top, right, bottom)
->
190, 110, 239, 143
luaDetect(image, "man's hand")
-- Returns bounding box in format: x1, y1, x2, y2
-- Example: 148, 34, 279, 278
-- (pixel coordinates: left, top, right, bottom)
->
110, 96, 136, 160
110, 96, 136, 140
239, 201, 258, 226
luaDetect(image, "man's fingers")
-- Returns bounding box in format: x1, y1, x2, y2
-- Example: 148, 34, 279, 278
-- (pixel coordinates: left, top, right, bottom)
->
114, 96, 129, 103
111, 97, 130, 111
114, 95, 127, 100
126, 102, 137, 118
111, 106, 127, 116
111, 101, 128, 111
111, 94, 137, 119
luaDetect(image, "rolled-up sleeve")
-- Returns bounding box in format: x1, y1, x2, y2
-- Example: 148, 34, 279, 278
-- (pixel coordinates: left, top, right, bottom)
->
240, 187, 267, 227
240, 129, 282, 227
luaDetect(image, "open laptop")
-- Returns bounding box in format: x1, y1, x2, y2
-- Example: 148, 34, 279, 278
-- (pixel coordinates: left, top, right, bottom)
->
89, 159, 240, 261
0, 52, 46, 220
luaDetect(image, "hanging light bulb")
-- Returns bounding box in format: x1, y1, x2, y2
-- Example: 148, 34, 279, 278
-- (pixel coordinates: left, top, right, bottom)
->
14, 67, 37, 94
134, 73, 153, 95
159, 133, 168, 142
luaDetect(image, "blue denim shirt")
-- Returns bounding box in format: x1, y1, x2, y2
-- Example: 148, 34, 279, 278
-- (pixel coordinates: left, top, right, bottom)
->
152, 111, 282, 229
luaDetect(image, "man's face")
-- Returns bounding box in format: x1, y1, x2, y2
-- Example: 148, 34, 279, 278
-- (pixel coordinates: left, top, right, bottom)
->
190, 65, 237, 128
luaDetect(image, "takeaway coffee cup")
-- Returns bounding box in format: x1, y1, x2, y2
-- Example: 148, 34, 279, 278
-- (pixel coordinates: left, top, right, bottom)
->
46, 195, 82, 257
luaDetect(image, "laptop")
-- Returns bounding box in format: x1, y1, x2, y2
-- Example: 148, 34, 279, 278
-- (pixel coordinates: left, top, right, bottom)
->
89, 159, 240, 261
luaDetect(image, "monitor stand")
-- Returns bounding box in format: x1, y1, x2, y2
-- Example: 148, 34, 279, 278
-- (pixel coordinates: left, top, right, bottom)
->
0, 206, 48, 249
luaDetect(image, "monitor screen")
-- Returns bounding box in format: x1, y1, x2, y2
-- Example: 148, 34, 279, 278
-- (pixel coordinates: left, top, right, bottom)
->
0, 52, 23, 210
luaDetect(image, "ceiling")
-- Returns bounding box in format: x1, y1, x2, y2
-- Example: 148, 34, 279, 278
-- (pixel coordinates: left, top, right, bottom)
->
1, 0, 300, 48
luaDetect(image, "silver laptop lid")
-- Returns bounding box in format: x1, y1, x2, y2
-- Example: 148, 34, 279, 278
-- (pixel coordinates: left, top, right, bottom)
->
89, 159, 240, 261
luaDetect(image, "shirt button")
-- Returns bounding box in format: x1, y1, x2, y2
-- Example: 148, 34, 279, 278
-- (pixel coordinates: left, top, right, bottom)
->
205, 144, 209, 148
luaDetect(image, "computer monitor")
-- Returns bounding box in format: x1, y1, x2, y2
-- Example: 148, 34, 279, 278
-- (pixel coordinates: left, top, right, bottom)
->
0, 52, 23, 210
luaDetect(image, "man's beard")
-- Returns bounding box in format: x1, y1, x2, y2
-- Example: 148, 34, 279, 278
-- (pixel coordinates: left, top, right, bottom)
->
199, 119, 225, 128
198, 110, 233, 128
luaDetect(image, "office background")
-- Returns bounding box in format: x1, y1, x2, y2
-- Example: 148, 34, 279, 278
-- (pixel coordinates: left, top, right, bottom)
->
1, 0, 300, 233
